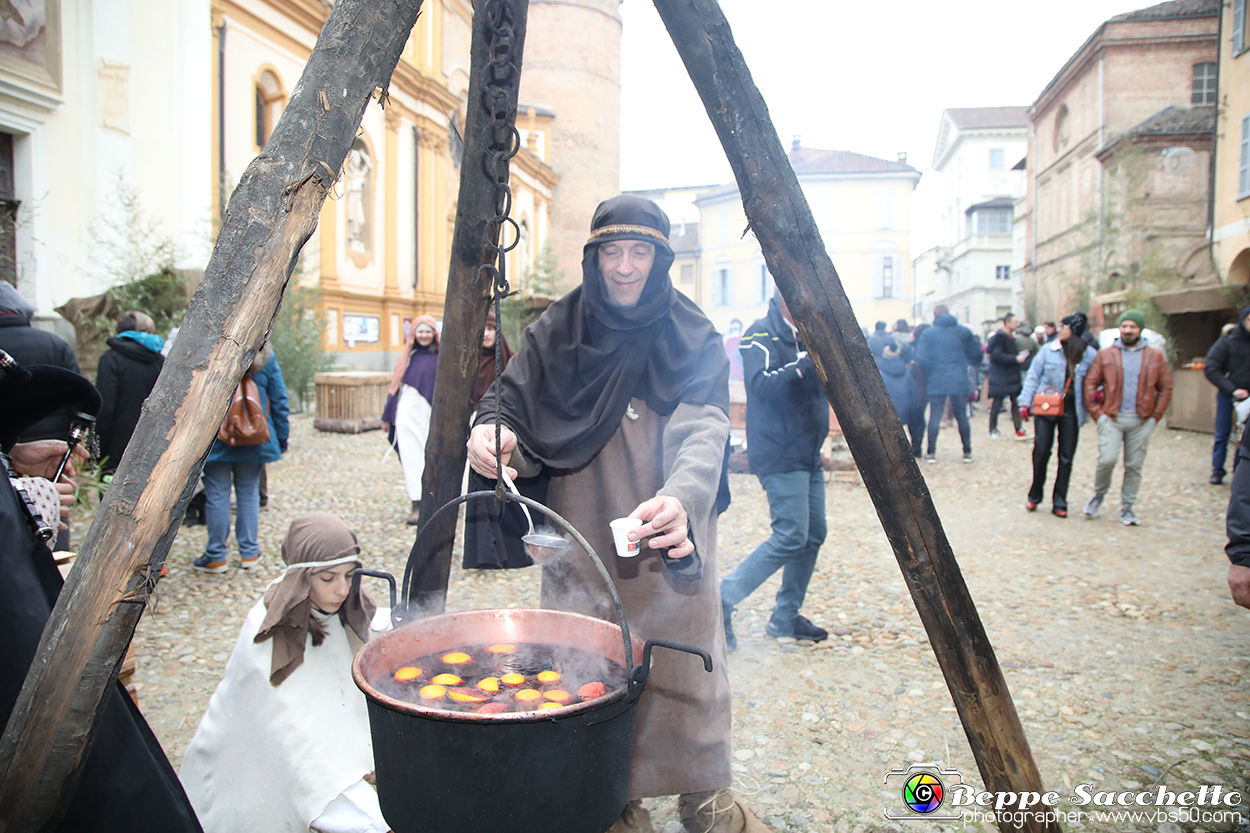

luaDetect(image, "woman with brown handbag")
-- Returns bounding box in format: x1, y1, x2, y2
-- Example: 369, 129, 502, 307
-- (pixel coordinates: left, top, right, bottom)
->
1019, 313, 1098, 517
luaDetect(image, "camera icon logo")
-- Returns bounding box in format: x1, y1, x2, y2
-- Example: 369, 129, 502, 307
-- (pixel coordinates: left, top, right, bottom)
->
883, 763, 964, 822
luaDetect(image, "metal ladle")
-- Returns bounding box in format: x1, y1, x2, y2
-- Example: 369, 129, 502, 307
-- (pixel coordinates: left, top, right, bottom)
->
499, 467, 570, 562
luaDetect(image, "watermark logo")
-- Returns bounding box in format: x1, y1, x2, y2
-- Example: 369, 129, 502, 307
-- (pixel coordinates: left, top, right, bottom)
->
884, 763, 964, 822
902, 771, 944, 814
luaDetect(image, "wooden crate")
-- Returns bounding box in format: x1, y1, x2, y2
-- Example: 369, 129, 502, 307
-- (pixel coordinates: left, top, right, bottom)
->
313, 372, 391, 433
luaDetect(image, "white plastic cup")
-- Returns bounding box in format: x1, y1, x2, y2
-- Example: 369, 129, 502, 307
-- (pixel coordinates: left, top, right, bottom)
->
610, 517, 644, 558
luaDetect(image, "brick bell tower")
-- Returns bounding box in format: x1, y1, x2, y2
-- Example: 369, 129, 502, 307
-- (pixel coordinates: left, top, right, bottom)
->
519, 0, 623, 289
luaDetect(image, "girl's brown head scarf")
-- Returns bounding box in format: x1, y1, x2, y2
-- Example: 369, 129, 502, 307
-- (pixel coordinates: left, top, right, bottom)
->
254, 512, 376, 686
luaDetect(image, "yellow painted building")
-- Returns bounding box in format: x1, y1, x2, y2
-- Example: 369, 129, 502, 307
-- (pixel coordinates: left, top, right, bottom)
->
212, 0, 558, 369
693, 140, 920, 335
1212, 0, 1250, 283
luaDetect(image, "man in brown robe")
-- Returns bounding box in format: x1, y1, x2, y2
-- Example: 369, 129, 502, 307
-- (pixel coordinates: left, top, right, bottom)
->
468, 195, 766, 833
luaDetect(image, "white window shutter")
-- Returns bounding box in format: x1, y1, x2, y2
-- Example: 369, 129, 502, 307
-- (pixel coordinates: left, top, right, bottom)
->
1240, 115, 1250, 198
872, 254, 884, 298
1236, 0, 1247, 54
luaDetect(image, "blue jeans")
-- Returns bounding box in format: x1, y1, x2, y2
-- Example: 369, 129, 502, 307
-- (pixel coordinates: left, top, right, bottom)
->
1213, 391, 1240, 477
203, 461, 262, 561
721, 468, 826, 622
927, 394, 971, 455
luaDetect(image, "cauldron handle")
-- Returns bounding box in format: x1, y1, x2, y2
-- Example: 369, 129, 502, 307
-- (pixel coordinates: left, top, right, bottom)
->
400, 490, 636, 670
353, 569, 398, 623
628, 638, 713, 697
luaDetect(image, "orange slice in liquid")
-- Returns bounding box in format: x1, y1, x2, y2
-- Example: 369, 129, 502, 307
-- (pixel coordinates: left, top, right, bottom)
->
476, 677, 501, 693
543, 689, 571, 702
441, 652, 472, 665
536, 670, 561, 684
419, 684, 447, 700
514, 688, 542, 702
537, 702, 562, 711
500, 673, 526, 687
577, 681, 607, 701
430, 673, 463, 686
478, 702, 508, 714
486, 644, 515, 654
392, 666, 422, 682
448, 687, 489, 703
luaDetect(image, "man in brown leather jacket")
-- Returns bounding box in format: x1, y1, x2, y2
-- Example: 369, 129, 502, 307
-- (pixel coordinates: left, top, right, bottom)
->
1082, 310, 1173, 525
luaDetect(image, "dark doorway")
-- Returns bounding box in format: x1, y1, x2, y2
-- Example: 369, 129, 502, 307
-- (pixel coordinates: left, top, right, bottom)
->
0, 133, 20, 286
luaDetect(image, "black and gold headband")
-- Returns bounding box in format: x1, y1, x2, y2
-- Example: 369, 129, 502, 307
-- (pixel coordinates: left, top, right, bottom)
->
587, 224, 670, 246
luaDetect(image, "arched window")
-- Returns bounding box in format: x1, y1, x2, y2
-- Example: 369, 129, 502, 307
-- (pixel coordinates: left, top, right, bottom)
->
255, 69, 285, 148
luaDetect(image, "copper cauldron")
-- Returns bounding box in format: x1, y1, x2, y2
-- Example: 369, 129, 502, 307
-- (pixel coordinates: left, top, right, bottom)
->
352, 490, 711, 833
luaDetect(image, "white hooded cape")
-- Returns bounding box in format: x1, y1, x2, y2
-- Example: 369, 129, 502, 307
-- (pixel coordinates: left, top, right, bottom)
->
179, 600, 386, 833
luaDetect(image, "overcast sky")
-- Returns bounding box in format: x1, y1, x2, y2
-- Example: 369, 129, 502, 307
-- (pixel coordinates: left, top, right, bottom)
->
619, 0, 1154, 249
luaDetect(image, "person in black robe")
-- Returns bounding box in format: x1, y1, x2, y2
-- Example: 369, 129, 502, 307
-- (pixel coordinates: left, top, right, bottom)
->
0, 353, 201, 832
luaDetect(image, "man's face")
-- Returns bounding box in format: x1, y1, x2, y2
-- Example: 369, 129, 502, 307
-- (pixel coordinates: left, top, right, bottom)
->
1119, 320, 1142, 345
1044, 323, 1056, 337
1004, 315, 1018, 333
598, 240, 656, 308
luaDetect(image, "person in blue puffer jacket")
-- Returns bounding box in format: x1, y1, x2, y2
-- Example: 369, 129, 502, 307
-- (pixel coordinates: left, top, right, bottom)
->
194, 344, 289, 573
1019, 312, 1098, 517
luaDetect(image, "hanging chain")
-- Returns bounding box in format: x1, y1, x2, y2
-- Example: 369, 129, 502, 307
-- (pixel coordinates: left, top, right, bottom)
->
473, 0, 523, 498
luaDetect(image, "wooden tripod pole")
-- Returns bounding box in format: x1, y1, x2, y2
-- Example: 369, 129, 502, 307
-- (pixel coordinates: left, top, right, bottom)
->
0, 1, 423, 828
652, 2, 1059, 831
406, 0, 530, 615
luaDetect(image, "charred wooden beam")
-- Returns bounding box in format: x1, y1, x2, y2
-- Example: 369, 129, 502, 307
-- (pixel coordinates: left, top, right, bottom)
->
651, 2, 1059, 831
406, 0, 531, 615
0, 1, 424, 828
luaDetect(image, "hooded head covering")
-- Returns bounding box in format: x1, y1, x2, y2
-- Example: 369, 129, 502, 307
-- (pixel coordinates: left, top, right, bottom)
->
476, 194, 729, 469
1119, 309, 1147, 329
474, 309, 514, 408
0, 282, 36, 321
412, 314, 440, 348
255, 513, 375, 686
1060, 312, 1088, 339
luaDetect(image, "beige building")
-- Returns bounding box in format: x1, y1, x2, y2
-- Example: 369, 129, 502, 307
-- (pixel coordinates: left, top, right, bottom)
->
214, 0, 559, 369
923, 106, 1029, 334
518, 0, 622, 289
1021, 0, 1219, 328
693, 139, 919, 335
1212, 0, 1250, 284
0, 0, 588, 371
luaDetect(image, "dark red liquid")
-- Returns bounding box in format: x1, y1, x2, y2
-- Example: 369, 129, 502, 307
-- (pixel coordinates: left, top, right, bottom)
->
372, 642, 628, 715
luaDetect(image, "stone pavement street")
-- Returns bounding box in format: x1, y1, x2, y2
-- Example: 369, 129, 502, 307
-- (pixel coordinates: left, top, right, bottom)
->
79, 409, 1250, 832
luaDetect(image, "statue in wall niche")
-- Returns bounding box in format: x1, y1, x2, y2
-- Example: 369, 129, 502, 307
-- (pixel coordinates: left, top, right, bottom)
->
344, 142, 372, 253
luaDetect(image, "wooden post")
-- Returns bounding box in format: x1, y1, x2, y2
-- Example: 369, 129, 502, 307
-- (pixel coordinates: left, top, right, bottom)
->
406, 0, 530, 615
0, 1, 423, 827
652, 2, 1059, 831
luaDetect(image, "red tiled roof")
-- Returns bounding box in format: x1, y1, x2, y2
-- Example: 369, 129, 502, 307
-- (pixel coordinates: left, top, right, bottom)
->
787, 148, 918, 175
1111, 0, 1219, 21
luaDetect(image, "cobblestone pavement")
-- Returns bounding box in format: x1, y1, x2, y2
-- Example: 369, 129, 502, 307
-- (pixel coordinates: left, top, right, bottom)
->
79, 410, 1250, 832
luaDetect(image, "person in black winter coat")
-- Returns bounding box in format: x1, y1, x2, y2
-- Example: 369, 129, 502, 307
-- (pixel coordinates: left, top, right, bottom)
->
1203, 306, 1250, 484
0, 282, 81, 443
96, 311, 165, 474
721, 294, 829, 649
1223, 423, 1250, 609
916, 305, 981, 462
985, 313, 1027, 438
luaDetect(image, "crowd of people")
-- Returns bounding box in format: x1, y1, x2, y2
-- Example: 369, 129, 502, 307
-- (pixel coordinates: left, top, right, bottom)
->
1, 190, 1248, 833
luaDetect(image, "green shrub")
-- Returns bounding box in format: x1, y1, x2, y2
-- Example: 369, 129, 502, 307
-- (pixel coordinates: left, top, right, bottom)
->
270, 283, 337, 412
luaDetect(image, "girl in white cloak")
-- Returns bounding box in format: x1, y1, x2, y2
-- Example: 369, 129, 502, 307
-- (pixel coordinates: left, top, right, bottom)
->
180, 512, 390, 833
